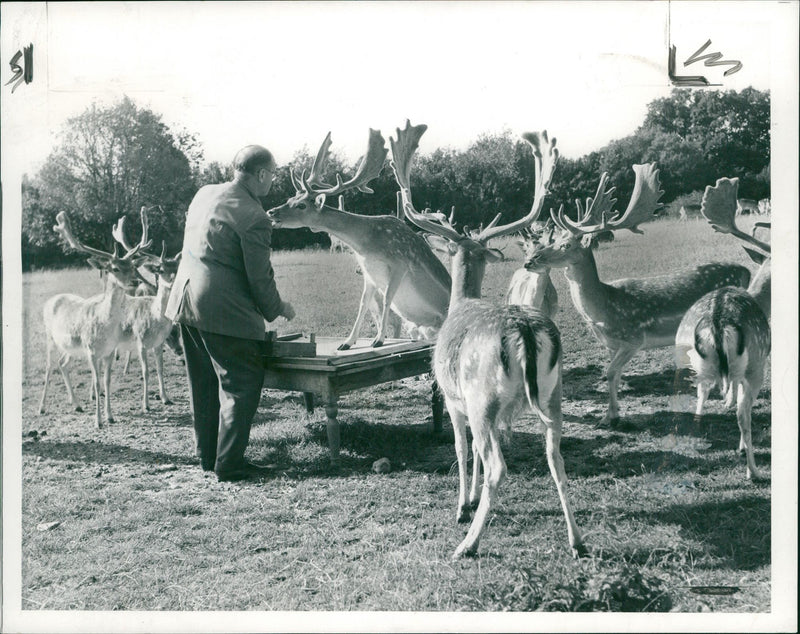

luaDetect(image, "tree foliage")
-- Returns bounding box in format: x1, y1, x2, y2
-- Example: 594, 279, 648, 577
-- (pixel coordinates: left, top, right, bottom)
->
22, 97, 197, 268
23, 88, 770, 267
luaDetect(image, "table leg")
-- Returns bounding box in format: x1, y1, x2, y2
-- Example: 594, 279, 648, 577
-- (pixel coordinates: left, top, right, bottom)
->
431, 377, 444, 433
303, 392, 315, 414
324, 396, 341, 465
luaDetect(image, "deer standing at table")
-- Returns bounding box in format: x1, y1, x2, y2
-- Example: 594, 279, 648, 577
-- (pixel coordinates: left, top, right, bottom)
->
267, 129, 451, 349
675, 178, 771, 480
111, 209, 183, 412
38, 211, 151, 427
391, 120, 585, 559
522, 166, 752, 425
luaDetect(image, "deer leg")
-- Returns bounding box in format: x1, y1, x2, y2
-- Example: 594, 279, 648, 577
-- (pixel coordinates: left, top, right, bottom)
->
122, 350, 132, 375
543, 424, 586, 557
38, 337, 54, 414
138, 342, 150, 412
58, 354, 81, 411
695, 380, 713, 420
155, 345, 171, 405
448, 400, 471, 524
339, 281, 376, 350
87, 353, 103, 428
736, 383, 762, 480
603, 345, 639, 424
371, 269, 407, 348
537, 364, 586, 556
102, 355, 115, 425
468, 439, 481, 510
454, 415, 506, 559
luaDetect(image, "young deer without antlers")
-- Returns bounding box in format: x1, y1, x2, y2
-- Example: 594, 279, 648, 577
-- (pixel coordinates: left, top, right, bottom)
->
266, 128, 451, 350
38, 211, 150, 427
111, 210, 183, 412
675, 178, 771, 480
391, 120, 585, 559
524, 166, 752, 425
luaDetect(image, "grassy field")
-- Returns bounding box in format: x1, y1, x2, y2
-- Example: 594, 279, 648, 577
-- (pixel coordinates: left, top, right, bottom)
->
15, 216, 773, 614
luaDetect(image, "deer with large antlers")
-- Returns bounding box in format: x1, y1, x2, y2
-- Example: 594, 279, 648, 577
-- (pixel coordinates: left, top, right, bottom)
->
523, 167, 752, 425
390, 120, 585, 559
38, 211, 151, 427
111, 208, 183, 412
675, 178, 771, 480
266, 129, 451, 349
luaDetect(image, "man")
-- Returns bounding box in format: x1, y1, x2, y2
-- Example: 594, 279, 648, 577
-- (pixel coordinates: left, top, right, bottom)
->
166, 145, 295, 482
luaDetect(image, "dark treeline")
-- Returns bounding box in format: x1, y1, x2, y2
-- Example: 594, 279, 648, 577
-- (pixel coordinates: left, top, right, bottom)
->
22, 88, 769, 270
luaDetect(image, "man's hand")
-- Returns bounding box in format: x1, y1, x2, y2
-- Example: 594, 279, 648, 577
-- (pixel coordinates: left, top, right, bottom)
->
280, 301, 296, 321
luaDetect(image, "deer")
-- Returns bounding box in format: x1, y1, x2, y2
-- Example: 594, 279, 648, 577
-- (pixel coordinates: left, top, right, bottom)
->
111, 210, 183, 412
736, 198, 759, 215
505, 227, 559, 318
390, 120, 585, 559
522, 167, 752, 425
266, 128, 451, 350
675, 178, 771, 480
38, 211, 151, 427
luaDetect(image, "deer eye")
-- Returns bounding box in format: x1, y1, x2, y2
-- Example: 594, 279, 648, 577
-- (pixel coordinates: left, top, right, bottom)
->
296, 203, 307, 210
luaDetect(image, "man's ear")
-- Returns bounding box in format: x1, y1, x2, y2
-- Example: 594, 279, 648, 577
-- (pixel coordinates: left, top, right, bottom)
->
424, 234, 456, 256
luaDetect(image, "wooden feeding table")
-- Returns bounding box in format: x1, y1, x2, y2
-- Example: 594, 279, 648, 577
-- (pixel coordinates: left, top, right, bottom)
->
261, 333, 444, 464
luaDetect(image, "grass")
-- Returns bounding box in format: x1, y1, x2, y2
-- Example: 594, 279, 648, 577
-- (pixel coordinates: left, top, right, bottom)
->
15, 217, 773, 614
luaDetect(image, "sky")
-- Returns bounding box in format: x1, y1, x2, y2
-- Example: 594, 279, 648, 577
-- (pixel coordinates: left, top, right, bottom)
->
0, 1, 782, 175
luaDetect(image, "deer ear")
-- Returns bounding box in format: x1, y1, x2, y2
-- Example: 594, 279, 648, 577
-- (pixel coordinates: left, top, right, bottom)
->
484, 247, 505, 262
315, 194, 327, 209
743, 246, 767, 265
424, 234, 456, 256
581, 235, 595, 249
87, 257, 103, 270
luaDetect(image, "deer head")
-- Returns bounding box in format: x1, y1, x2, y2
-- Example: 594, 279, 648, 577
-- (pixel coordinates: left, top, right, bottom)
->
112, 206, 181, 283
55, 210, 152, 290
267, 129, 388, 229
524, 164, 664, 271
390, 120, 559, 265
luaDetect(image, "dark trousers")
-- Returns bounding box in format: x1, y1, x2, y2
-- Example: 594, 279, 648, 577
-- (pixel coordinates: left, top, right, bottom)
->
180, 325, 266, 475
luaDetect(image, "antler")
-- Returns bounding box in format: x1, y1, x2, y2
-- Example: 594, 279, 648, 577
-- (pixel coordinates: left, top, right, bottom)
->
476, 130, 559, 242
701, 177, 771, 254
552, 163, 663, 236
111, 206, 156, 258
390, 120, 464, 243
300, 128, 388, 200
55, 211, 119, 261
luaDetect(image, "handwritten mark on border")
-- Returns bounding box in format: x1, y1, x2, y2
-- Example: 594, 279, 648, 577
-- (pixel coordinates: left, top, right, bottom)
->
669, 39, 742, 87
6, 43, 33, 93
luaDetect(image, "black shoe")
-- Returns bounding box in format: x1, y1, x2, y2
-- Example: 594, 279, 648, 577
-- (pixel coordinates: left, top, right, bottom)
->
216, 460, 272, 482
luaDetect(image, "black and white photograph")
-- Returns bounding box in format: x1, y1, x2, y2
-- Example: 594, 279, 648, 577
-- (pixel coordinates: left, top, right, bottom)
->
1, 2, 797, 632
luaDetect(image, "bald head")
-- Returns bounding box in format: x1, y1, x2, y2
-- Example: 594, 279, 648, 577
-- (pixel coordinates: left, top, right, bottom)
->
232, 145, 275, 176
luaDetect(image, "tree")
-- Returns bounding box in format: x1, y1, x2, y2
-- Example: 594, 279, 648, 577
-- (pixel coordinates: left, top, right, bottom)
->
23, 96, 198, 265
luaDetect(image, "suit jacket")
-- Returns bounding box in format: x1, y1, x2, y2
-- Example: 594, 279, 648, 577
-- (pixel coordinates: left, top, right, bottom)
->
166, 180, 284, 340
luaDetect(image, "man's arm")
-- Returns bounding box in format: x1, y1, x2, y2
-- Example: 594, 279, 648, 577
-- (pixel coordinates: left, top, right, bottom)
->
241, 215, 290, 322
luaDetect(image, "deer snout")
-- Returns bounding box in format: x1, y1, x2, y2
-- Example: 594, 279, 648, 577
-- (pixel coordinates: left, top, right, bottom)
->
266, 208, 283, 227
524, 255, 541, 271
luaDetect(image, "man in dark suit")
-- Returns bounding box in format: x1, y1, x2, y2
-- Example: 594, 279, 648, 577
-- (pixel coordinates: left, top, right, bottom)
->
166, 145, 295, 482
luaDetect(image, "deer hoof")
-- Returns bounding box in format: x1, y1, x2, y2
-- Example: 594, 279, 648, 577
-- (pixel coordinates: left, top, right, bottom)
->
163, 398, 173, 405
747, 469, 764, 482
75, 405, 83, 413
456, 507, 471, 524
452, 542, 478, 560
337, 343, 351, 351
572, 542, 589, 559
371, 340, 384, 348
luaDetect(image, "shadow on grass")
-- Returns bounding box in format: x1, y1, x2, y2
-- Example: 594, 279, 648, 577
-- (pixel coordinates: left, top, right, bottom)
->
631, 495, 770, 571
562, 366, 697, 403
22, 439, 197, 468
